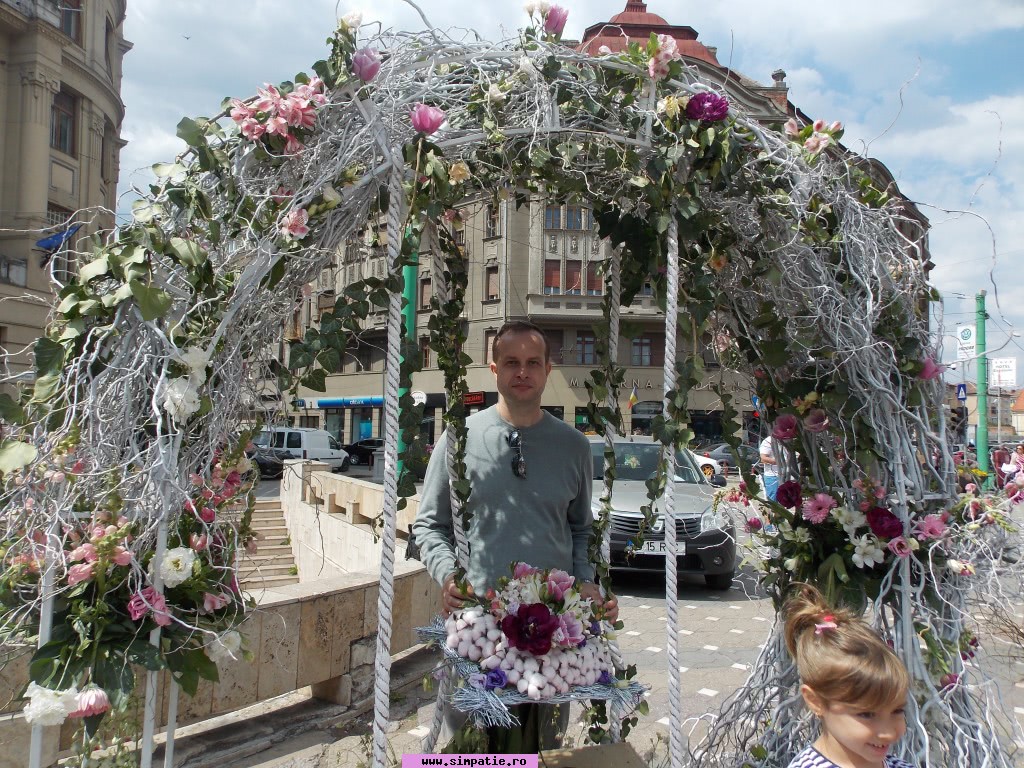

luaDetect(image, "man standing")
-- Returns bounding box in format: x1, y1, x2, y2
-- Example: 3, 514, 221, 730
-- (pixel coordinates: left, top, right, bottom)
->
413, 320, 618, 749
759, 434, 782, 502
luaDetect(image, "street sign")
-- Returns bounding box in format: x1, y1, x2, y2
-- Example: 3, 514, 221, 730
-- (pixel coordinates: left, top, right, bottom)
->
955, 325, 976, 361
991, 357, 1017, 388
956, 383, 967, 402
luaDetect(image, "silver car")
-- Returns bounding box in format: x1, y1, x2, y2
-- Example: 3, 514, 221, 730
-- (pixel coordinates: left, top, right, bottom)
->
589, 437, 736, 589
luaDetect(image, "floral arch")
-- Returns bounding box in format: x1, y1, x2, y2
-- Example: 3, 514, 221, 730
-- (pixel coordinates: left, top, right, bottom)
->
1, 5, 1021, 768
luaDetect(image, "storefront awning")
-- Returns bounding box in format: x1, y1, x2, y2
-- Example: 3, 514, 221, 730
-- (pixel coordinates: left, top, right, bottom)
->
294, 396, 384, 409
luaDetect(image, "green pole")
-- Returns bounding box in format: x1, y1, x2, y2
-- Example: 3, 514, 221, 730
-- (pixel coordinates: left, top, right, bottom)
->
975, 290, 991, 488
398, 231, 418, 477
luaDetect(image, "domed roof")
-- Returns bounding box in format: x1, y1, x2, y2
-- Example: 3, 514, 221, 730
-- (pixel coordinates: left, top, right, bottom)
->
578, 1, 721, 67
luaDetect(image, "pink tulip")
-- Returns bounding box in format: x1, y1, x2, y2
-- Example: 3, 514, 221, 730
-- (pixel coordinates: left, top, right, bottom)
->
409, 103, 446, 135
829, 120, 843, 133
544, 4, 569, 35
67, 562, 94, 586
772, 414, 799, 441
351, 47, 381, 82
546, 569, 575, 601
68, 686, 111, 718
813, 119, 826, 132
745, 516, 763, 532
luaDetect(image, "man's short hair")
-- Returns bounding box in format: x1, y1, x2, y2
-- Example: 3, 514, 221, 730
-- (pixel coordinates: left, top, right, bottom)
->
492, 320, 549, 362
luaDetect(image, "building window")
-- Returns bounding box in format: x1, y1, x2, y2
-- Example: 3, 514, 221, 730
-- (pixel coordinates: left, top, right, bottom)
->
0, 257, 28, 287
544, 204, 561, 230
484, 265, 499, 301
639, 281, 654, 297
485, 329, 497, 364
575, 331, 596, 365
45, 204, 76, 284
565, 260, 582, 295
544, 330, 563, 364
485, 203, 501, 238
101, 119, 116, 183
635, 334, 664, 366
565, 205, 584, 230
61, 0, 83, 44
544, 259, 561, 294
419, 276, 432, 310
50, 89, 77, 157
548, 234, 558, 253
453, 228, 466, 246
421, 338, 431, 368
586, 261, 603, 295
105, 19, 114, 74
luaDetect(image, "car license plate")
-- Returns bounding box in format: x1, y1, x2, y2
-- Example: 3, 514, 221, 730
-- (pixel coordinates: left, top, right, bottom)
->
639, 540, 685, 555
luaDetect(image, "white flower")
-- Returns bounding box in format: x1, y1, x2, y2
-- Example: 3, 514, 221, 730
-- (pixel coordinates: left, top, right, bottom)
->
207, 630, 243, 665
537, 0, 550, 12
487, 84, 506, 104
322, 184, 341, 206
832, 506, 866, 535
23, 682, 78, 726
598, 45, 612, 55
789, 527, 811, 544
159, 547, 197, 588
519, 574, 543, 604
851, 535, 885, 569
178, 346, 210, 382
340, 11, 362, 30
523, 1, 537, 15
161, 377, 202, 423
783, 556, 801, 571
518, 56, 539, 83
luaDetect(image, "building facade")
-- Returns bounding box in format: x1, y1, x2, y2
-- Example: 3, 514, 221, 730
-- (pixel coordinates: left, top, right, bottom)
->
288, 2, 928, 449
0, 0, 130, 374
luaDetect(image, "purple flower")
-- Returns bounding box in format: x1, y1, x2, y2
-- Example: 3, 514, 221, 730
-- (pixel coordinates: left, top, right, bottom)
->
513, 562, 541, 579
802, 408, 829, 434
745, 516, 763, 532
557, 613, 586, 647
409, 103, 445, 135
776, 481, 803, 509
351, 47, 381, 83
544, 5, 569, 35
685, 92, 729, 123
484, 669, 507, 690
589, 619, 601, 636
467, 673, 487, 689
598, 670, 613, 685
501, 603, 560, 656
772, 414, 799, 441
866, 507, 903, 539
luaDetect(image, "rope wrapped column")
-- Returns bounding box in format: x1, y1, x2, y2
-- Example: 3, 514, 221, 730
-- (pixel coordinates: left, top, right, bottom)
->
662, 217, 683, 768
371, 156, 409, 768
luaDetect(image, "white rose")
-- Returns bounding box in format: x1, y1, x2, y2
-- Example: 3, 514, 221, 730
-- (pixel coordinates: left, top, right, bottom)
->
341, 11, 362, 29
23, 682, 78, 726
161, 377, 202, 423
160, 547, 197, 588
207, 630, 243, 665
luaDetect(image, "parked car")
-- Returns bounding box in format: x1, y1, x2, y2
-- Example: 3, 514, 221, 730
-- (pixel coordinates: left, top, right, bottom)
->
252, 427, 350, 472
688, 451, 726, 485
590, 437, 736, 589
344, 437, 384, 466
248, 445, 292, 479
701, 443, 763, 475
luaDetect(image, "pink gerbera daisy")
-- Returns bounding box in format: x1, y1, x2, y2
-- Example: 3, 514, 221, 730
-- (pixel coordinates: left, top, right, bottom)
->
802, 493, 837, 524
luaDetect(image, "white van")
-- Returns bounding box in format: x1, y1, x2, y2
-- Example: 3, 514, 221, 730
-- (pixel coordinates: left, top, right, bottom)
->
254, 427, 350, 472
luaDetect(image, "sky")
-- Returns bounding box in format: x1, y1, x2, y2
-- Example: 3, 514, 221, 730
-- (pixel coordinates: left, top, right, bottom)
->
116, 0, 1024, 388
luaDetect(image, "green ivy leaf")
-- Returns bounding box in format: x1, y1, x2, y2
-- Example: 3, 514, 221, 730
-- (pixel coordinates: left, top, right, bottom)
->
0, 393, 25, 424
129, 280, 173, 321
152, 162, 186, 178
167, 237, 207, 267
176, 117, 207, 147
34, 337, 65, 378
302, 369, 327, 392
0, 439, 37, 474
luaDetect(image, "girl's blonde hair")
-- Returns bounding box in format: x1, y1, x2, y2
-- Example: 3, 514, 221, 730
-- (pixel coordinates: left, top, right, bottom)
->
783, 584, 909, 709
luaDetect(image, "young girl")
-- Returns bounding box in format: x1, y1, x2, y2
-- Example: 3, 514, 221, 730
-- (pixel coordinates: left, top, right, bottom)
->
783, 584, 915, 768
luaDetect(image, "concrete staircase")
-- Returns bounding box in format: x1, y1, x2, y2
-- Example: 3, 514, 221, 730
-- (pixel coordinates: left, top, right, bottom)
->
240, 499, 299, 589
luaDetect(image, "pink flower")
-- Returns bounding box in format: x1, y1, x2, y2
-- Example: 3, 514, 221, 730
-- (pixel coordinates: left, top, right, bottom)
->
410, 103, 445, 135
545, 569, 575, 601
112, 547, 132, 567
280, 95, 316, 129
264, 115, 289, 137
544, 5, 569, 35
190, 533, 209, 551
745, 516, 763, 532
190, 473, 204, 486
829, 120, 843, 133
226, 471, 242, 486
964, 483, 977, 494
69, 543, 97, 563
802, 493, 837, 524
280, 209, 310, 239
513, 562, 541, 579
802, 408, 829, 434
283, 134, 305, 154
253, 84, 282, 114
556, 612, 585, 647
199, 507, 217, 524
915, 514, 947, 540
68, 686, 110, 718
918, 358, 944, 380
351, 47, 381, 82
784, 118, 800, 137
939, 672, 960, 690
201, 488, 214, 500
813, 118, 826, 132
203, 592, 231, 613
772, 414, 799, 441
239, 118, 265, 140
71, 459, 87, 474
887, 536, 912, 558
685, 92, 730, 122
866, 506, 903, 539
293, 76, 327, 105
67, 562, 94, 586
229, 99, 253, 123
91, 525, 107, 541
804, 133, 830, 154
128, 587, 172, 626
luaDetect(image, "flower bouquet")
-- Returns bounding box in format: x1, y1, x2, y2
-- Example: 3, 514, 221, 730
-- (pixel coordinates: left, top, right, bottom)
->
418, 562, 644, 729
